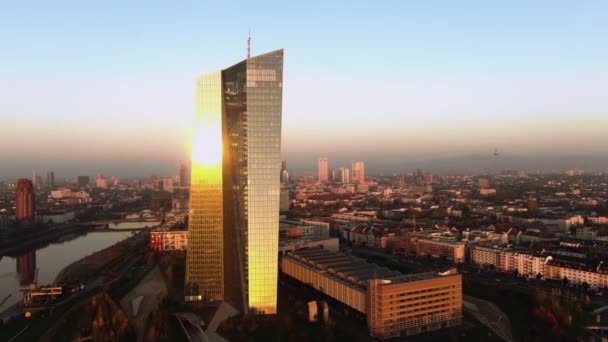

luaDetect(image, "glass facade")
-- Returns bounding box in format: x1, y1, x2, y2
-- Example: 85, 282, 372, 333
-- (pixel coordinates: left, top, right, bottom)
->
186, 50, 283, 314
185, 71, 224, 302
245, 50, 283, 314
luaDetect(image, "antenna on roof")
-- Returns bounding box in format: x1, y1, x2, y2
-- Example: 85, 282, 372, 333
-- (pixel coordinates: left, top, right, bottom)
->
247, 29, 251, 59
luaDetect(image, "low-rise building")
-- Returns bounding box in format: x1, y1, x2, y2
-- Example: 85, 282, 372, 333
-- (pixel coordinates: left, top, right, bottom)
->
150, 230, 188, 251
403, 237, 466, 263
281, 248, 463, 340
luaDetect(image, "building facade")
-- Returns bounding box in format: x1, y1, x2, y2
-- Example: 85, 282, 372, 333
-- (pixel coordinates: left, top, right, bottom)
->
318, 158, 329, 182
405, 238, 466, 263
46, 171, 55, 188
95, 174, 107, 189
186, 49, 283, 315
339, 168, 350, 184
150, 230, 188, 251
352, 161, 365, 184
179, 161, 191, 187
15, 178, 35, 224
281, 248, 462, 339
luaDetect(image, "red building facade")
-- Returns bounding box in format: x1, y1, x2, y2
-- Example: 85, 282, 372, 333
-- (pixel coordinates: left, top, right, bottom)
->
15, 178, 35, 223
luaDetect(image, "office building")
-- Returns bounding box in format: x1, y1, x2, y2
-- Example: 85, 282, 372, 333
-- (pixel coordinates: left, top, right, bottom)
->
282, 248, 463, 339
281, 161, 289, 184
150, 230, 188, 251
186, 49, 284, 315
15, 178, 35, 224
404, 237, 466, 263
280, 189, 290, 212
179, 161, 191, 187
95, 174, 107, 189
46, 171, 55, 188
339, 167, 350, 184
77, 176, 90, 187
32, 170, 42, 187
352, 161, 365, 184
424, 172, 433, 183
318, 157, 329, 182
163, 178, 174, 193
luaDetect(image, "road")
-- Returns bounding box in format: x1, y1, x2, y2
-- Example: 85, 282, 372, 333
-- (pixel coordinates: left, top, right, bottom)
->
464, 295, 516, 342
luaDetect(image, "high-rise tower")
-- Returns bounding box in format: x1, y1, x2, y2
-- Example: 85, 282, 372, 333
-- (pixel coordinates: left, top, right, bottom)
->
15, 178, 35, 224
318, 158, 329, 182
352, 161, 365, 184
186, 49, 284, 315
46, 171, 55, 188
179, 161, 191, 187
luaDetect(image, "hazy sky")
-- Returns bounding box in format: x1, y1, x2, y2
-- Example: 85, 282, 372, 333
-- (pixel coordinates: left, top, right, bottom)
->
1, 1, 607, 176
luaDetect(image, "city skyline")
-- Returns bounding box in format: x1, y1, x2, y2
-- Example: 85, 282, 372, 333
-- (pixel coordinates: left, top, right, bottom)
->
3, 2, 608, 341
2, 1, 608, 172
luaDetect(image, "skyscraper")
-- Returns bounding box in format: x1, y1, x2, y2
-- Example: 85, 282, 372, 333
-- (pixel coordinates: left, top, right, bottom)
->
352, 161, 365, 184
339, 168, 350, 184
318, 157, 329, 182
15, 178, 35, 224
330, 169, 338, 181
186, 49, 284, 315
280, 161, 289, 184
46, 171, 55, 188
95, 174, 107, 189
32, 170, 42, 188
162, 178, 174, 193
179, 161, 191, 187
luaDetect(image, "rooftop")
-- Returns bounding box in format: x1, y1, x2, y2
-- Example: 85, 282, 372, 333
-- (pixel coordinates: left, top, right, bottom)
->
285, 247, 457, 288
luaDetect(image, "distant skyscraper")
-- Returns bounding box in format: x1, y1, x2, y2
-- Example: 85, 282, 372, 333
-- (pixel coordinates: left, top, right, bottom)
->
339, 168, 350, 184
330, 169, 338, 182
318, 158, 329, 182
163, 178, 174, 193
352, 161, 365, 184
46, 171, 55, 188
398, 174, 406, 187
95, 174, 107, 189
179, 161, 191, 187
280, 161, 289, 184
15, 178, 35, 224
77, 176, 90, 187
424, 172, 433, 183
32, 170, 42, 188
186, 49, 284, 315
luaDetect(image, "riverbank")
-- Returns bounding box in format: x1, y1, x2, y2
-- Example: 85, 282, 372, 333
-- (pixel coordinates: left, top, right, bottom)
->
0, 231, 154, 341
54, 231, 148, 285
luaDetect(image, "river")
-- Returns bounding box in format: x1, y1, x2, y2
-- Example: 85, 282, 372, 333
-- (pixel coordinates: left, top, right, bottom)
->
0, 230, 132, 313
